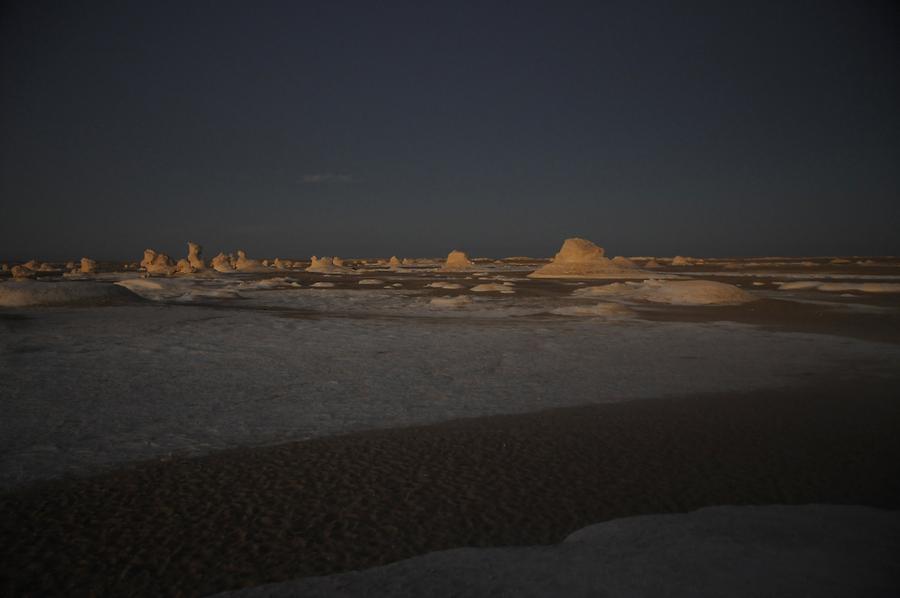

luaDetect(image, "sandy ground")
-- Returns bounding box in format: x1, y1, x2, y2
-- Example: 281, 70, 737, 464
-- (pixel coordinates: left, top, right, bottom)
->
2, 375, 899, 597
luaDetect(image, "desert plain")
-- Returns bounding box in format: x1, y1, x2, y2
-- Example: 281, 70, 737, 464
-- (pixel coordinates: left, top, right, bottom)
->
1, 239, 899, 596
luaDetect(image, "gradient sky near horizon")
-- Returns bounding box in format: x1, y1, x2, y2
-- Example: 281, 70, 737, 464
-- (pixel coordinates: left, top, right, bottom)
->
1, 0, 898, 261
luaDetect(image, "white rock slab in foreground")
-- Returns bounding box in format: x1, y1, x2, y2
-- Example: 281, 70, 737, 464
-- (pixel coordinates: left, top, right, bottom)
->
575, 280, 755, 305
213, 505, 900, 598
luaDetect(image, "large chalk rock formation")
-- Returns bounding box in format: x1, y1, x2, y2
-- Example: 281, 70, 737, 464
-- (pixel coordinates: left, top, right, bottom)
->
529, 238, 652, 279
440, 250, 474, 271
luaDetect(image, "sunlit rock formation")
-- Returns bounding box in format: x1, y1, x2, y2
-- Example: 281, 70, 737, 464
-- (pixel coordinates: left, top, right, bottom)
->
11, 265, 35, 279
211, 252, 235, 273
610, 256, 637, 268
441, 250, 475, 271
175, 259, 194, 274
234, 250, 267, 272
187, 242, 206, 270
528, 238, 628, 278
140, 249, 177, 275
306, 256, 349, 273
80, 257, 98, 274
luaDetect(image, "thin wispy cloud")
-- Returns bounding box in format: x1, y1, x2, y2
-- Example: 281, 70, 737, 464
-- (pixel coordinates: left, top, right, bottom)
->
302, 173, 354, 184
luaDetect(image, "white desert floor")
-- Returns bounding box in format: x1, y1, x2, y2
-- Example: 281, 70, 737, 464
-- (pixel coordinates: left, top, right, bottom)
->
2, 260, 900, 490
2, 258, 900, 596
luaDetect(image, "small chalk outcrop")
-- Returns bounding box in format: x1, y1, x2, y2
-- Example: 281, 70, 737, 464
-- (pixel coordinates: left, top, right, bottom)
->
273, 258, 294, 270
140, 250, 177, 275
175, 259, 195, 274
610, 256, 637, 268
426, 282, 465, 290
429, 295, 473, 308
551, 302, 634, 317
441, 250, 474, 271
643, 259, 662, 269
671, 255, 692, 266
777, 281, 900, 294
80, 257, 98, 274
211, 252, 235, 273
11, 265, 35, 279
187, 242, 206, 270
389, 256, 402, 268
139, 249, 177, 275
471, 283, 515, 294
529, 238, 660, 279
307, 256, 349, 273
234, 250, 268, 272
140, 250, 156, 271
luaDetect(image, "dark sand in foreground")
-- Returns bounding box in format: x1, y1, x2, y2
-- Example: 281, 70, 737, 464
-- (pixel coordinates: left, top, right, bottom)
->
2, 376, 900, 597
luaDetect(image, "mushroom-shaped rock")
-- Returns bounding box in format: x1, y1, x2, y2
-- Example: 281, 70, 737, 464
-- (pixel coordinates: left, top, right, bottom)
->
187, 242, 206, 270
441, 250, 474, 271
80, 257, 98, 274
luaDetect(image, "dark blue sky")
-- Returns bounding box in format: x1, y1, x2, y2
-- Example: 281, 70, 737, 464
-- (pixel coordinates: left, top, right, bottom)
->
2, 1, 898, 260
